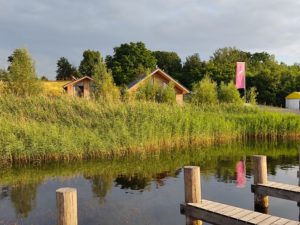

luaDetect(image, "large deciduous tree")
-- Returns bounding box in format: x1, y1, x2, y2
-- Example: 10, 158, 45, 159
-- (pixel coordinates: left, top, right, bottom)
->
6, 48, 41, 96
56, 57, 79, 80
181, 54, 206, 89
106, 42, 157, 86
153, 51, 182, 80
79, 50, 102, 77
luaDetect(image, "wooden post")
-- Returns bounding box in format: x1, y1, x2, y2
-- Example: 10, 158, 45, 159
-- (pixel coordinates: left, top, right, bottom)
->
184, 166, 202, 225
252, 155, 269, 213
56, 188, 78, 225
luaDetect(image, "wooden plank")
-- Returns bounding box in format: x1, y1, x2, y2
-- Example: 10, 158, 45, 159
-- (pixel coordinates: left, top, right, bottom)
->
248, 213, 272, 224
240, 212, 262, 222
258, 216, 282, 225
252, 181, 300, 202
181, 200, 300, 225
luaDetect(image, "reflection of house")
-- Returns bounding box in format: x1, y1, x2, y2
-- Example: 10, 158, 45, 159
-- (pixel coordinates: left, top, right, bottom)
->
127, 68, 190, 104
285, 92, 300, 110
63, 76, 93, 98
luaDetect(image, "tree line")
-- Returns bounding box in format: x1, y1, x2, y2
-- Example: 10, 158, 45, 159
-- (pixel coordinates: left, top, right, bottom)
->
56, 42, 300, 106
1, 42, 300, 107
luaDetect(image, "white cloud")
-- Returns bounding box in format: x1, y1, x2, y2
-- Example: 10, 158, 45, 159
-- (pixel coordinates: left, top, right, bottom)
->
0, 0, 300, 79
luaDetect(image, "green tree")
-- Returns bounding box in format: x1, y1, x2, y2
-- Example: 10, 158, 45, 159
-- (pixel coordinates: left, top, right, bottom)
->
6, 48, 41, 96
181, 54, 206, 89
218, 81, 243, 104
79, 50, 102, 77
191, 75, 218, 105
106, 42, 157, 86
91, 53, 120, 102
56, 57, 79, 80
206, 47, 250, 84
153, 51, 182, 79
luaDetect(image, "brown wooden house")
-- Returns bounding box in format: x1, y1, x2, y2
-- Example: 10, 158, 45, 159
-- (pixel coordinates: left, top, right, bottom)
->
127, 68, 190, 104
63, 76, 93, 98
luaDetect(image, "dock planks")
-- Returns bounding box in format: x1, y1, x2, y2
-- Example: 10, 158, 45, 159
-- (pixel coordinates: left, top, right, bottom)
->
252, 181, 300, 202
180, 199, 300, 225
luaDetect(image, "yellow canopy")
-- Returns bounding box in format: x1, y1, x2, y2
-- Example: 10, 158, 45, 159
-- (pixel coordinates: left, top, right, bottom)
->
286, 92, 300, 99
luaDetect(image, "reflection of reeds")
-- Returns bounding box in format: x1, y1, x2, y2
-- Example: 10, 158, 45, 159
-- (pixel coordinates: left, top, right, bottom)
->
0, 95, 299, 165
0, 141, 298, 186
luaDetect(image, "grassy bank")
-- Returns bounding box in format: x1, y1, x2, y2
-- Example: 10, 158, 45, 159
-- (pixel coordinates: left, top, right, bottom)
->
0, 95, 300, 165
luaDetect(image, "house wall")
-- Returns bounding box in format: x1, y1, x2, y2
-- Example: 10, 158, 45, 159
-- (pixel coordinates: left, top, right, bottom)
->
83, 79, 90, 99
152, 72, 182, 94
286, 99, 300, 110
176, 94, 183, 105
128, 70, 187, 104
64, 79, 91, 98
66, 85, 73, 96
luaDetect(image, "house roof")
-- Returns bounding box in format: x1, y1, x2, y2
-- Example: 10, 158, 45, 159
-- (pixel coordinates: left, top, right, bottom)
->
286, 92, 300, 99
63, 76, 93, 88
128, 68, 190, 94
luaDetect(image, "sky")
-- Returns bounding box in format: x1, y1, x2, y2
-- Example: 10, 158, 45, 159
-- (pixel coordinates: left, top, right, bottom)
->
1, 0, 300, 79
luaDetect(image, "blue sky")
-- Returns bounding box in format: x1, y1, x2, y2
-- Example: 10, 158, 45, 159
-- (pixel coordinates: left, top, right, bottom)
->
1, 0, 300, 79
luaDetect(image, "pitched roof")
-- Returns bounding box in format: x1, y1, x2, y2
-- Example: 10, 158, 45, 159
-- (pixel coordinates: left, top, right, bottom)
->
63, 76, 93, 88
128, 68, 190, 94
286, 92, 300, 99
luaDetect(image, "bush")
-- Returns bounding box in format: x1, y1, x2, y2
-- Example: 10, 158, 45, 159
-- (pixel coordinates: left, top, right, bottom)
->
218, 81, 243, 104
247, 87, 258, 105
160, 82, 176, 104
191, 75, 218, 105
136, 79, 176, 104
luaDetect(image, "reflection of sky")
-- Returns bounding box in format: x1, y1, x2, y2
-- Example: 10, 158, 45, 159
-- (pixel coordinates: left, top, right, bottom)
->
0, 161, 299, 224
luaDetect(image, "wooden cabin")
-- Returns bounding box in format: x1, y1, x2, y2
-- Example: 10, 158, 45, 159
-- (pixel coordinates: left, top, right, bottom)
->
127, 68, 190, 104
63, 76, 93, 98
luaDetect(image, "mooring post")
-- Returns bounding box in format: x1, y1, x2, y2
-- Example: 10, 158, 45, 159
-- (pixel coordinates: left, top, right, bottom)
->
56, 187, 78, 225
184, 166, 202, 225
252, 155, 269, 213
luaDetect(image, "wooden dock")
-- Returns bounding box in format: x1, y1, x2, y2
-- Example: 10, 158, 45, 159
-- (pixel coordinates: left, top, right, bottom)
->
181, 155, 300, 225
181, 200, 300, 225
252, 181, 300, 202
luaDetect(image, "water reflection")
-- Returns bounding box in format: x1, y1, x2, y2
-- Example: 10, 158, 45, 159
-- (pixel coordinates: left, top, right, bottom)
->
84, 174, 113, 203
0, 141, 299, 224
236, 158, 246, 188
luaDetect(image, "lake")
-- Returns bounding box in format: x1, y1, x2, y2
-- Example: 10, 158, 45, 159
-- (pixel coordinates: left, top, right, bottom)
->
0, 141, 299, 225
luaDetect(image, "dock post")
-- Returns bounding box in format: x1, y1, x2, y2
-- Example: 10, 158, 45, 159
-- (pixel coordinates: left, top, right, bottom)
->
252, 155, 269, 213
184, 166, 202, 225
56, 187, 78, 225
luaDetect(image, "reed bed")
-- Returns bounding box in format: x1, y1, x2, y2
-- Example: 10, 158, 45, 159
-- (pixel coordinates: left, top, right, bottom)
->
0, 95, 299, 165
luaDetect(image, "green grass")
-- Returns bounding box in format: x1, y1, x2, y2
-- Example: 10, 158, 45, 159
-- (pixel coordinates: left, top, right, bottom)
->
0, 95, 299, 166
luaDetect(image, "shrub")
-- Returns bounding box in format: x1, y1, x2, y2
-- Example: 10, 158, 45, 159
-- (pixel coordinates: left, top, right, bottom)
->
135, 78, 161, 102
160, 82, 176, 104
136, 79, 176, 104
218, 81, 243, 104
191, 75, 218, 105
247, 87, 258, 105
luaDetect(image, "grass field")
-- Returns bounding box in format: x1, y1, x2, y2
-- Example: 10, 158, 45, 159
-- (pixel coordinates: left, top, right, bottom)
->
0, 95, 299, 166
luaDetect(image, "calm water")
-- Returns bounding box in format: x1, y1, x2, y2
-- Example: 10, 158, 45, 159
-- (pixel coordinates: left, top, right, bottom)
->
0, 142, 299, 225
